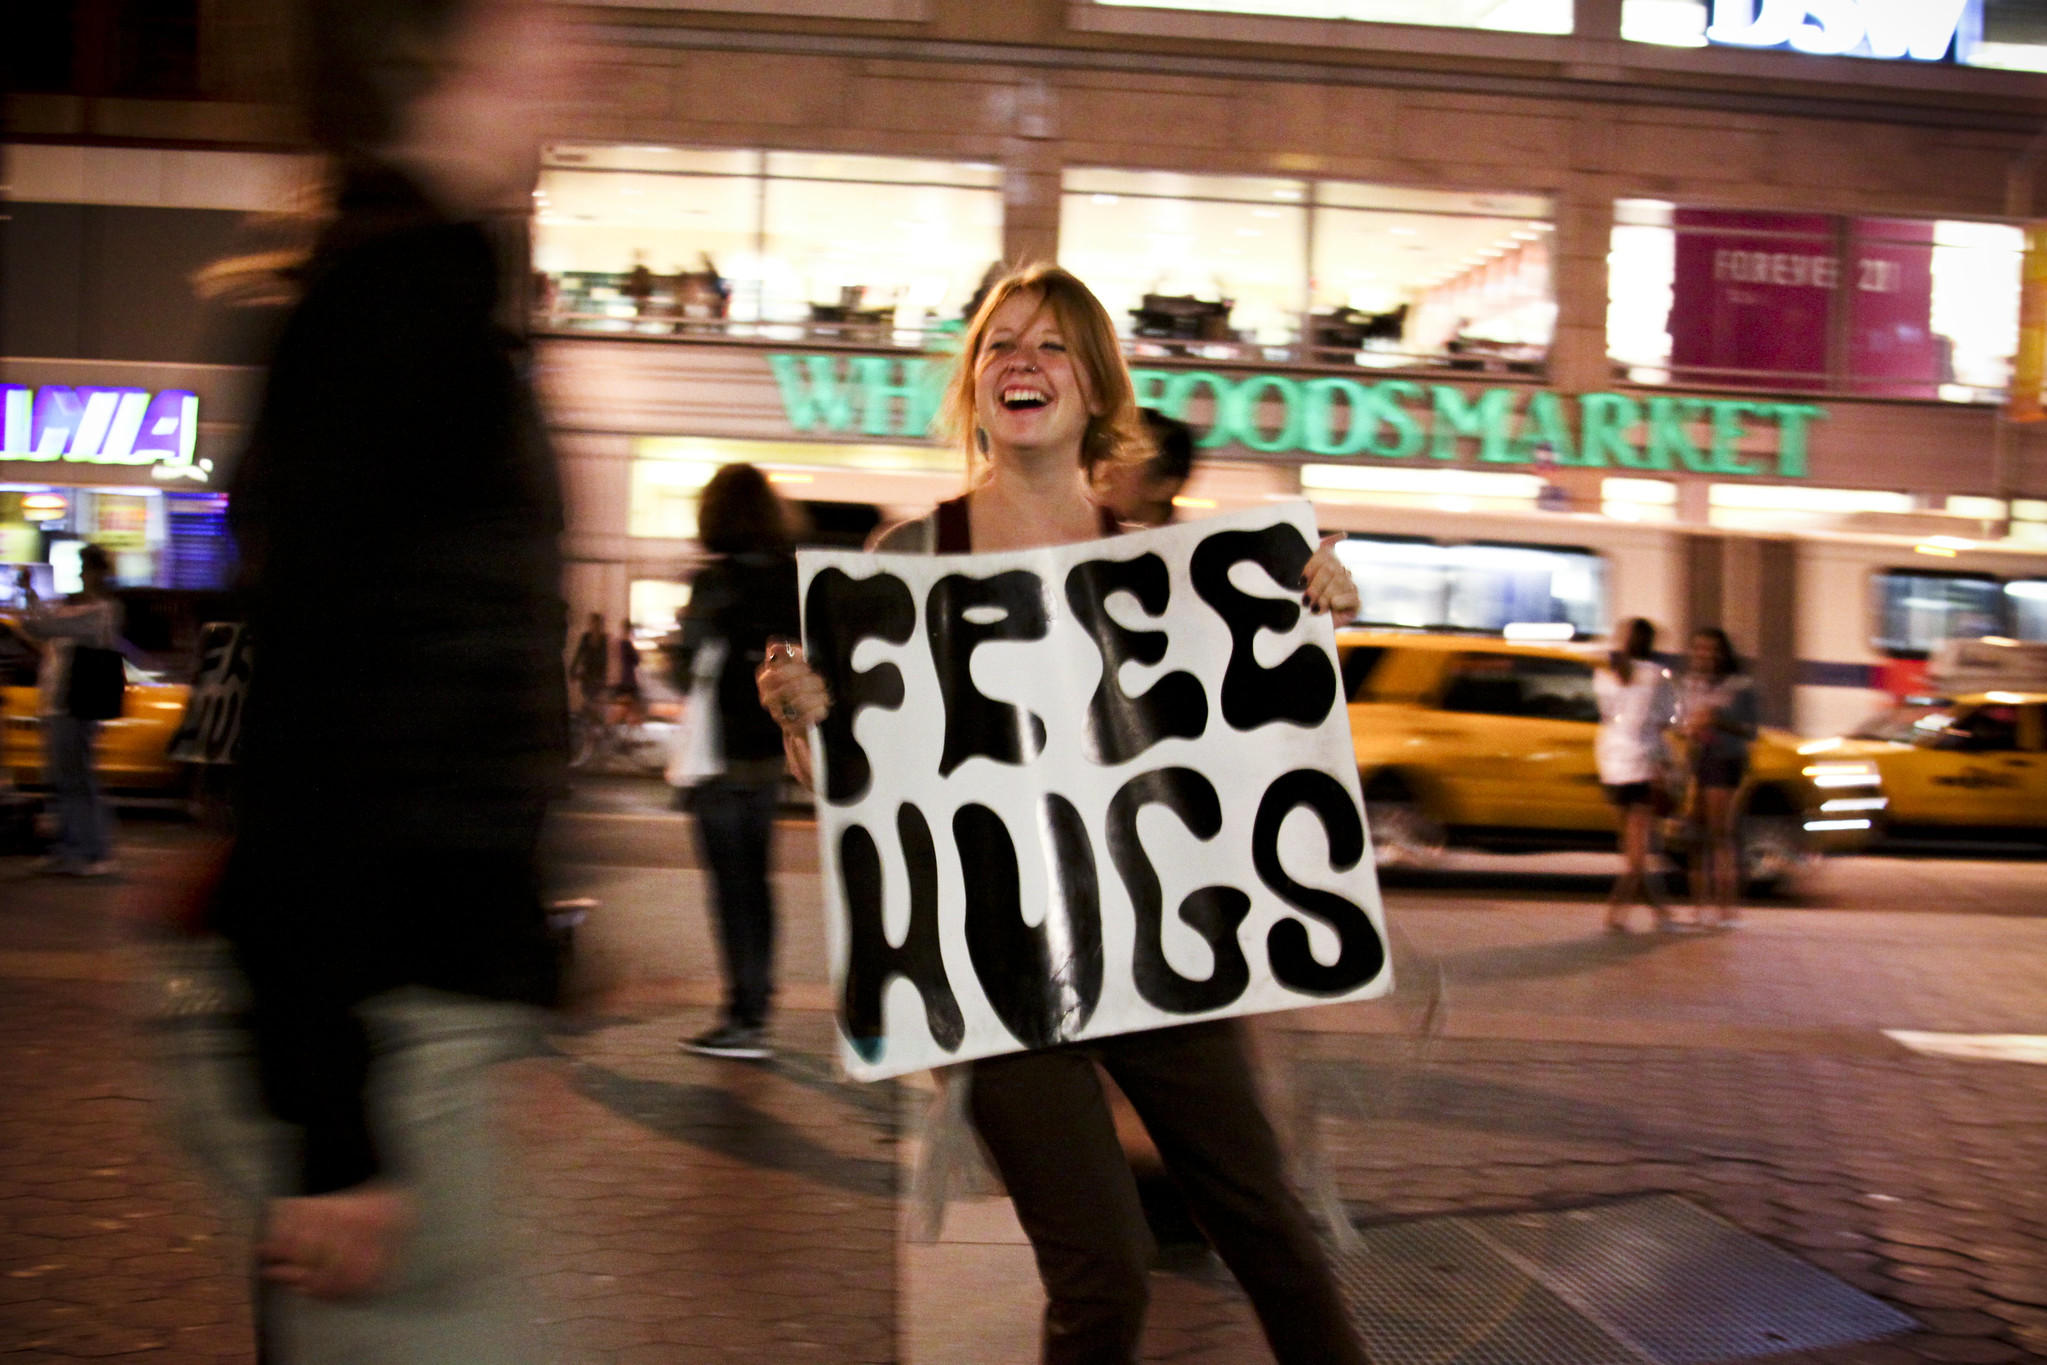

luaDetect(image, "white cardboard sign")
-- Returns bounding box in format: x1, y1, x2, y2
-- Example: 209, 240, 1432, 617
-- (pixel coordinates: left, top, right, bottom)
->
800, 501, 1391, 1081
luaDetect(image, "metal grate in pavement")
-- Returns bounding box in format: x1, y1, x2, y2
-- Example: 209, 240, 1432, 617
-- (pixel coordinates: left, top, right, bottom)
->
1331, 1215, 1640, 1365
1333, 1194, 1918, 1365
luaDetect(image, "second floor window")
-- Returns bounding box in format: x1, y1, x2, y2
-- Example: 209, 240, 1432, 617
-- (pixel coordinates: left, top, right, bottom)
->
534, 146, 1003, 347
1608, 200, 2024, 402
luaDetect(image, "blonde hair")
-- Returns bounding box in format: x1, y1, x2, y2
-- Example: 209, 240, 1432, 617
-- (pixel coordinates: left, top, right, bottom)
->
940, 263, 1147, 482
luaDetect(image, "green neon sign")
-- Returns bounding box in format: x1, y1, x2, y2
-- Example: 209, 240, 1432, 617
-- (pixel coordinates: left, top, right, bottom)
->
765, 353, 1826, 479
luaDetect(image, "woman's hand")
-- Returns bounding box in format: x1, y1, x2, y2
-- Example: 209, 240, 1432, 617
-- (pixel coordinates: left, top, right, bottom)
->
1301, 534, 1361, 625
757, 638, 831, 789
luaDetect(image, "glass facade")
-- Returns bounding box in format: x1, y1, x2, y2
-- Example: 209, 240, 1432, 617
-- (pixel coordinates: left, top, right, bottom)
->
534, 146, 1004, 347
1609, 200, 2024, 402
1332, 537, 1605, 636
1060, 169, 1553, 368
1875, 571, 2005, 654
0, 484, 230, 592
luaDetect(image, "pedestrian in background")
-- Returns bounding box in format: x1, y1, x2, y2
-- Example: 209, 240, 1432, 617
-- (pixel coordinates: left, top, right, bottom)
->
1679, 626, 1758, 929
675, 464, 799, 1060
1595, 616, 1674, 932
16, 547, 124, 877
1092, 407, 1196, 528
614, 623, 643, 720
570, 611, 610, 714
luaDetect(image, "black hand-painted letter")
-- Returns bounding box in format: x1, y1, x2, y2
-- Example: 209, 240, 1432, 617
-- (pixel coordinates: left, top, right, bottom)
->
805, 568, 915, 805
927, 570, 1048, 776
838, 805, 965, 1064
1252, 769, 1385, 996
955, 799, 1102, 1049
1106, 767, 1250, 1014
1188, 526, 1338, 731
1065, 554, 1208, 765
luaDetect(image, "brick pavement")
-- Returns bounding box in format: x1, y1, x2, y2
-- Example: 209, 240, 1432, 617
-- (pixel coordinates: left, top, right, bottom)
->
3, 824, 2045, 1365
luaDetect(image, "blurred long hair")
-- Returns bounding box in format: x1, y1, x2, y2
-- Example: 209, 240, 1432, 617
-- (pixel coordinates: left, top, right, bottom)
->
1612, 617, 1656, 685
697, 464, 791, 556
939, 264, 1147, 485
1692, 626, 1741, 681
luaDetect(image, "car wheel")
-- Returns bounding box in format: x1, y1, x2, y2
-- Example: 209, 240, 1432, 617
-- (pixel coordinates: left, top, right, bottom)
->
1368, 799, 1446, 870
1739, 811, 1805, 893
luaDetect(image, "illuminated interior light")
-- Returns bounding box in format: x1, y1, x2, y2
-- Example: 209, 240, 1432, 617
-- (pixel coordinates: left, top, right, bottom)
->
1804, 819, 1873, 832
1915, 545, 1959, 558
1503, 622, 1575, 641
1602, 477, 1677, 504
1924, 535, 1975, 550
1821, 798, 1889, 813
766, 472, 814, 485
1171, 496, 1217, 509
1985, 691, 2028, 704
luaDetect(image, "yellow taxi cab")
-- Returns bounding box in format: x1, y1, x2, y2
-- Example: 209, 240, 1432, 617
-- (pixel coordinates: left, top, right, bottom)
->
1797, 637, 2046, 845
1338, 629, 1879, 886
0, 613, 193, 793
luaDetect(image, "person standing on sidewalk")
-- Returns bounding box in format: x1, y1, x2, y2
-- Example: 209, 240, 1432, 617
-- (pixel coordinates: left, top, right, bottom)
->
570, 612, 610, 715
1090, 407, 1195, 529
676, 464, 799, 1060
759, 266, 1372, 1365
1595, 616, 1675, 932
1679, 626, 1758, 929
16, 547, 124, 877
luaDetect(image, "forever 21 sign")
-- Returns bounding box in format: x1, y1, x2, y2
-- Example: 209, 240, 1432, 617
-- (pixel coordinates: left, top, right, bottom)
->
800, 502, 1392, 1081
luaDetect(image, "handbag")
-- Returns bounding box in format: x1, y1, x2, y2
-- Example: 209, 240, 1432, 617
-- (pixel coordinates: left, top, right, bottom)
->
664, 638, 727, 788
64, 645, 127, 721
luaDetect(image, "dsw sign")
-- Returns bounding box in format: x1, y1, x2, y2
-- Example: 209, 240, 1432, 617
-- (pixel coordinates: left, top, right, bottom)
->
2, 385, 210, 482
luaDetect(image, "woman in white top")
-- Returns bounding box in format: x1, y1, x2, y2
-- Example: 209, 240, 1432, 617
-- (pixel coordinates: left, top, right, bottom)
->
1594, 617, 1674, 931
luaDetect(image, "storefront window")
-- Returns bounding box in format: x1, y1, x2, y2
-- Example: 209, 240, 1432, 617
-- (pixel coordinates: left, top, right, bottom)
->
1094, 0, 1574, 36
2007, 580, 2047, 641
1061, 170, 1554, 368
1608, 200, 2023, 402
1622, 0, 2047, 71
0, 484, 223, 590
534, 146, 1003, 347
1332, 536, 1604, 635
1874, 571, 2004, 655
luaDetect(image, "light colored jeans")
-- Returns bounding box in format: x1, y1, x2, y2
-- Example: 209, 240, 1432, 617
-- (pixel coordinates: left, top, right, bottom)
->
44, 714, 110, 867
156, 954, 546, 1365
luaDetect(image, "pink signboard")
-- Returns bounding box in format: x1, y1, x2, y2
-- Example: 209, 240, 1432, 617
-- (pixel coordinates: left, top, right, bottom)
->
1670, 209, 1941, 396
1671, 210, 1835, 388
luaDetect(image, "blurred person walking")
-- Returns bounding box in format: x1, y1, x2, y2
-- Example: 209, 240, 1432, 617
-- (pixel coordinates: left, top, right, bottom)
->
15, 547, 124, 877
1595, 617, 1674, 932
193, 0, 572, 1359
1091, 407, 1195, 528
673, 465, 799, 1060
760, 265, 1371, 1365
570, 611, 610, 714
1679, 626, 1758, 929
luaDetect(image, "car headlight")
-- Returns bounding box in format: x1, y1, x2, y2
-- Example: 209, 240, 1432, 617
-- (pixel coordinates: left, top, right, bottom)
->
1802, 761, 1881, 789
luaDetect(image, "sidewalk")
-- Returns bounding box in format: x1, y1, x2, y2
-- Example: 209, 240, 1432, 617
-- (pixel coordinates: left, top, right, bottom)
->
2, 825, 2044, 1364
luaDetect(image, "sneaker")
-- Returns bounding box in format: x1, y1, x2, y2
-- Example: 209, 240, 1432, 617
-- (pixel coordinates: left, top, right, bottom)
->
682, 1024, 772, 1060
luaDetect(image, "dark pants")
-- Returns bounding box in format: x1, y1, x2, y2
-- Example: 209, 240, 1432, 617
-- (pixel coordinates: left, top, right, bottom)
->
44, 715, 109, 868
690, 778, 779, 1029
970, 1020, 1369, 1365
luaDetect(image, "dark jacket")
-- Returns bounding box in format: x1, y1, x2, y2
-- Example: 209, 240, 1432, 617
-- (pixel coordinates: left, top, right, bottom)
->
217, 165, 567, 1194
673, 551, 799, 768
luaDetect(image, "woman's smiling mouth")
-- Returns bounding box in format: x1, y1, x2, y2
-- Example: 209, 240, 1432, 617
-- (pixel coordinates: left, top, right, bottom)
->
1000, 386, 1051, 411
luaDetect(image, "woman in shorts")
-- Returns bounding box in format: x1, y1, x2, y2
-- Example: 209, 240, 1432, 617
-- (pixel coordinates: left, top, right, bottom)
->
1678, 626, 1758, 929
1594, 617, 1674, 931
